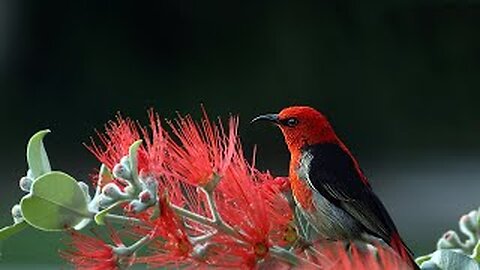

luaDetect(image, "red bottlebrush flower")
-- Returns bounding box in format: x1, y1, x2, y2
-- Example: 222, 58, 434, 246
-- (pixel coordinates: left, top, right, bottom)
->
216, 171, 269, 250
60, 229, 127, 270
86, 111, 167, 188
138, 109, 167, 176
86, 114, 141, 171
85, 108, 301, 269
304, 241, 412, 270
214, 148, 294, 259
198, 234, 258, 269
134, 196, 194, 268
164, 108, 237, 187
257, 174, 296, 246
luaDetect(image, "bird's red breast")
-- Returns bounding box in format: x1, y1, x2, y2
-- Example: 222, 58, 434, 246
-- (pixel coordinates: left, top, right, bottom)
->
289, 152, 315, 210
278, 107, 338, 211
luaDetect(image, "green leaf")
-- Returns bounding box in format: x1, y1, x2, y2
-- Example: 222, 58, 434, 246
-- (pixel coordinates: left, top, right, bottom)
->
0, 221, 28, 241
417, 254, 434, 266
98, 164, 114, 188
128, 140, 143, 181
27, 130, 52, 178
430, 249, 480, 270
472, 241, 480, 263
20, 171, 91, 231
94, 200, 127, 225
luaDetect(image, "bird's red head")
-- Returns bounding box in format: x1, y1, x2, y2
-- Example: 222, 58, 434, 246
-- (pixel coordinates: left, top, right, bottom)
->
252, 106, 338, 153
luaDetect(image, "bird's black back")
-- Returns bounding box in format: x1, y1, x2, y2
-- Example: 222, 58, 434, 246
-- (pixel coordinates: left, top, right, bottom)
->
301, 143, 399, 243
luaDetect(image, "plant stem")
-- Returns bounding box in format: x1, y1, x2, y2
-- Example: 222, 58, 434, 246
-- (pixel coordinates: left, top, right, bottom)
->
114, 234, 151, 256
170, 202, 248, 245
204, 188, 222, 223
170, 203, 217, 227
190, 232, 215, 245
270, 245, 320, 268
127, 234, 151, 253
104, 213, 142, 224
202, 187, 242, 238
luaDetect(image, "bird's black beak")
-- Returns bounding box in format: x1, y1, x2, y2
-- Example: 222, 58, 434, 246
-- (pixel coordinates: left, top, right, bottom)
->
250, 113, 280, 124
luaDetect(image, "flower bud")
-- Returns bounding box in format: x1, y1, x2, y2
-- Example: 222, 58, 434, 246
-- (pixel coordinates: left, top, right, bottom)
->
437, 230, 462, 249
142, 177, 158, 194
98, 194, 115, 208
459, 211, 477, 243
127, 200, 148, 213
102, 183, 126, 200
138, 190, 154, 204
19, 176, 33, 192
11, 204, 23, 223
113, 163, 132, 180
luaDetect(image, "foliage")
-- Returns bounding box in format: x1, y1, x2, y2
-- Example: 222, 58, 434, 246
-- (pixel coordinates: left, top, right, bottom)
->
416, 207, 480, 270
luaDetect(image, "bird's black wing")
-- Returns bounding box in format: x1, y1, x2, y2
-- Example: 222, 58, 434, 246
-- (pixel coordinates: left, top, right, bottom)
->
302, 143, 398, 242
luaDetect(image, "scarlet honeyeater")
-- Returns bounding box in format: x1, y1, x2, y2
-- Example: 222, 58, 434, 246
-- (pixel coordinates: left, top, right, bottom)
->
252, 106, 419, 269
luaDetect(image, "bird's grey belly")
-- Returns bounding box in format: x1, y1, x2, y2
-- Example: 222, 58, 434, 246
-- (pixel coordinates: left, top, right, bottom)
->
297, 192, 363, 241
296, 150, 364, 240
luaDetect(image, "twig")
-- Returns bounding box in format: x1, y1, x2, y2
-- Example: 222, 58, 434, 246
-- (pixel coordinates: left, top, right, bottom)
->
104, 213, 142, 224
270, 245, 321, 269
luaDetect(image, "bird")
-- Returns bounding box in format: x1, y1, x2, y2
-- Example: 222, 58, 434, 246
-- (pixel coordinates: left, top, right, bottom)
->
251, 106, 419, 269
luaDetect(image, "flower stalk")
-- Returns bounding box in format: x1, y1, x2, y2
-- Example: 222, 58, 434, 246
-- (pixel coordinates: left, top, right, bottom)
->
103, 214, 142, 225
113, 235, 151, 256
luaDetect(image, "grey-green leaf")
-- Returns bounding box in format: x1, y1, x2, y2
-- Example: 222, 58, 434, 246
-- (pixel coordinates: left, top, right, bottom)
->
27, 130, 52, 178
417, 254, 434, 266
128, 140, 143, 181
472, 241, 480, 263
430, 250, 480, 270
98, 164, 114, 189
0, 221, 28, 241
94, 200, 127, 225
20, 171, 91, 231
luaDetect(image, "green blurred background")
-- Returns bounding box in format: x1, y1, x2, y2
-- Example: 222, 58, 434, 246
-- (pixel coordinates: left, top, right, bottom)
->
1, 0, 480, 268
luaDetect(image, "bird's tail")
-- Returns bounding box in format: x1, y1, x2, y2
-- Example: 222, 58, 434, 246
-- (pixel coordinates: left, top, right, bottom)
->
390, 233, 420, 270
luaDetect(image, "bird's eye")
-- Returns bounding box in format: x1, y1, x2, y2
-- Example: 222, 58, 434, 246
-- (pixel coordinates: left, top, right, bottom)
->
285, 118, 299, 127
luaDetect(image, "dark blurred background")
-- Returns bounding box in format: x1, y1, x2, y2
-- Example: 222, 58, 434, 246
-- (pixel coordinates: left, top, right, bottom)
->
1, 0, 480, 268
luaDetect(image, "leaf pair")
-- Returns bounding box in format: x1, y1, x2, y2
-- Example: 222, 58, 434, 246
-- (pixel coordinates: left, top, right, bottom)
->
20, 171, 91, 231
0, 130, 92, 242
